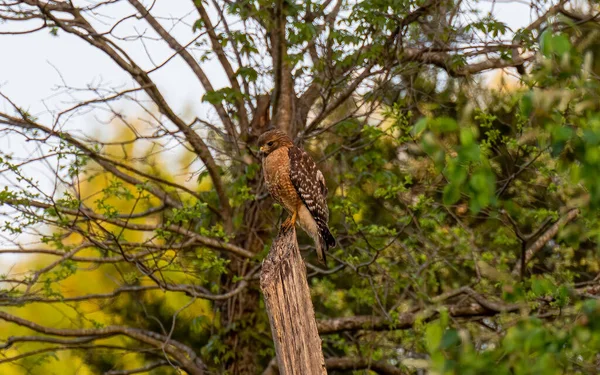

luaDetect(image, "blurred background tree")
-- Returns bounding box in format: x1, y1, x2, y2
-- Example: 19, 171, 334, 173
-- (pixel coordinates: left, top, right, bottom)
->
1, 0, 600, 374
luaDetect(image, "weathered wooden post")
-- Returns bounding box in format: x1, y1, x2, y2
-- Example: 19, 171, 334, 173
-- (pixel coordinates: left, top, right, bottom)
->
260, 226, 327, 375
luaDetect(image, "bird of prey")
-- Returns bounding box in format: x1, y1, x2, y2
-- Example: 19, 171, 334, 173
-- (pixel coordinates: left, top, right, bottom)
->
258, 129, 335, 265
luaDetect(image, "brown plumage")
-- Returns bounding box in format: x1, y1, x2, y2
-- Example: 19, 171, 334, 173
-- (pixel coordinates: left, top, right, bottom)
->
258, 129, 335, 265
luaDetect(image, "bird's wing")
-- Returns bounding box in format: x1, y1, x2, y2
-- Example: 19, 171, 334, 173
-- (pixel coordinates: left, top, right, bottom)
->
288, 146, 329, 223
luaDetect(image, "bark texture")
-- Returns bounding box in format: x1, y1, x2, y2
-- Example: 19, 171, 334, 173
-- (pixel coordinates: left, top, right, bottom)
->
260, 226, 327, 375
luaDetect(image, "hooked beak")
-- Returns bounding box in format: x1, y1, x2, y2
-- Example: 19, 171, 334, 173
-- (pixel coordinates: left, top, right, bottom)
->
259, 146, 266, 155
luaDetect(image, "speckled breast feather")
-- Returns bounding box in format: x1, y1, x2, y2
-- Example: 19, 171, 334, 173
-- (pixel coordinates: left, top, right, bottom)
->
262, 146, 301, 213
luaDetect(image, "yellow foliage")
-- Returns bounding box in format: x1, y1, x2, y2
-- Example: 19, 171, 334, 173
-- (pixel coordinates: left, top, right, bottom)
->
487, 70, 524, 93
198, 175, 213, 192
352, 209, 364, 223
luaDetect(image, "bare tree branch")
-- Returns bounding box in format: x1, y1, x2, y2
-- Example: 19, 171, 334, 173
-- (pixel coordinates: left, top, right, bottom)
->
512, 208, 580, 276
0, 310, 205, 375
325, 357, 407, 374
24, 0, 233, 230
193, 0, 250, 135
128, 0, 239, 141
3, 198, 254, 258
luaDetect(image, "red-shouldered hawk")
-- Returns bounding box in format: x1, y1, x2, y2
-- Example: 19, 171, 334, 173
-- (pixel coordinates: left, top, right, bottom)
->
258, 129, 336, 265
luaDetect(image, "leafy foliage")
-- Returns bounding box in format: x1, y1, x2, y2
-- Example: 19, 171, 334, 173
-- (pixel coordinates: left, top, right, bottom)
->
1, 0, 600, 374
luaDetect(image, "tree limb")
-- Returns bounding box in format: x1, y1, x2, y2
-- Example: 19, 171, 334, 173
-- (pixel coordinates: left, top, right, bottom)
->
512, 208, 579, 276
128, 0, 239, 142
3, 198, 254, 258
317, 304, 494, 334
269, 0, 296, 135
325, 357, 407, 375
27, 0, 233, 230
193, 0, 250, 135
0, 310, 205, 375
263, 356, 407, 375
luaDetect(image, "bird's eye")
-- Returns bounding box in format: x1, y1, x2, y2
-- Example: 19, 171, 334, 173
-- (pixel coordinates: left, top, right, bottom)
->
267, 141, 274, 146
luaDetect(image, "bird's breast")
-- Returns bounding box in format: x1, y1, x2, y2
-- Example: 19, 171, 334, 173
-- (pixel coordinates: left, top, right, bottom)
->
263, 147, 301, 213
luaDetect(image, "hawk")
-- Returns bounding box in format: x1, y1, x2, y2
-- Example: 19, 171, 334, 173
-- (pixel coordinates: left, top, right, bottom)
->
258, 129, 336, 265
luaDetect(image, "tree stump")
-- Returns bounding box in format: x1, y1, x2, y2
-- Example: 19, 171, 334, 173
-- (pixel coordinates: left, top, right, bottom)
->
260, 226, 327, 375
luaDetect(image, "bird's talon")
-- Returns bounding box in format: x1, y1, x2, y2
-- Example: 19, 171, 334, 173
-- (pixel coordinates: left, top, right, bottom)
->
280, 212, 297, 232
280, 218, 292, 232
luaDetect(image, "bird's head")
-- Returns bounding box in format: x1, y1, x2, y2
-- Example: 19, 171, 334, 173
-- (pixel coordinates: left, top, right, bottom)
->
257, 129, 293, 157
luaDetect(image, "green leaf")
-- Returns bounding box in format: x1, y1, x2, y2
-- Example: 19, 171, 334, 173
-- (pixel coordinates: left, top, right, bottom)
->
552, 34, 571, 56
234, 67, 258, 82
460, 127, 475, 146
443, 183, 461, 205
202, 87, 242, 105
440, 329, 461, 349
540, 29, 553, 57
412, 118, 428, 137
531, 277, 554, 297
520, 91, 534, 117
425, 323, 444, 352
460, 143, 481, 162
540, 31, 572, 57
192, 19, 204, 32
432, 117, 457, 133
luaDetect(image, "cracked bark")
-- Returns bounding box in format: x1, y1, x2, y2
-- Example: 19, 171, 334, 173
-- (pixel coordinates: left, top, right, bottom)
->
260, 226, 327, 375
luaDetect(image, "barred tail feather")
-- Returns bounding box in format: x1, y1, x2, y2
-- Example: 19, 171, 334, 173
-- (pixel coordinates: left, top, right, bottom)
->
316, 235, 328, 267
297, 205, 335, 266
322, 226, 336, 248
315, 226, 335, 267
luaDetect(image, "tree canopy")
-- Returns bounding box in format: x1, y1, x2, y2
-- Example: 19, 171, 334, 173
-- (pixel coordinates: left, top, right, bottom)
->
1, 0, 600, 374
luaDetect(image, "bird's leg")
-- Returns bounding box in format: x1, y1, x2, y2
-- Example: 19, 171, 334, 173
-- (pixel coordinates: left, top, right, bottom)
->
290, 209, 297, 227
281, 210, 297, 231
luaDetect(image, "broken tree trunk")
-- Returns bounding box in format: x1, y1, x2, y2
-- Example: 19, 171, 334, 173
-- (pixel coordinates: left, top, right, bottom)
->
260, 226, 327, 375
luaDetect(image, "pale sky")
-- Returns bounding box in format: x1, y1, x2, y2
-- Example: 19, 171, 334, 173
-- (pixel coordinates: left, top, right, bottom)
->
0, 1, 226, 125
0, 0, 533, 121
